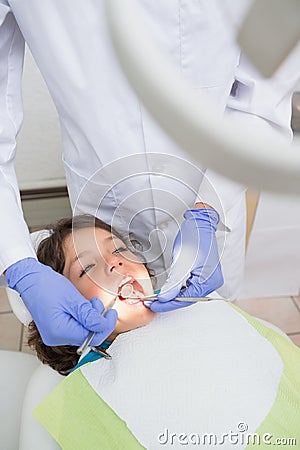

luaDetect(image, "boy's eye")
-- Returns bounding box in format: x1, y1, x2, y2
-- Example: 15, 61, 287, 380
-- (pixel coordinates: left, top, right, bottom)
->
79, 264, 95, 278
112, 246, 127, 254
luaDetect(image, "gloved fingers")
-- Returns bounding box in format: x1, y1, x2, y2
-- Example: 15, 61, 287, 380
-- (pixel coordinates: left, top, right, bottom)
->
148, 299, 194, 312
70, 297, 118, 333
6, 258, 119, 346
41, 308, 118, 347
160, 247, 206, 302
178, 268, 225, 298
157, 283, 182, 302
89, 296, 105, 314
89, 298, 118, 332
188, 263, 224, 293
85, 307, 118, 334
143, 301, 153, 308
183, 208, 220, 230
89, 315, 118, 346
176, 277, 207, 298
39, 317, 92, 347
158, 270, 190, 302
86, 308, 118, 346
102, 308, 118, 325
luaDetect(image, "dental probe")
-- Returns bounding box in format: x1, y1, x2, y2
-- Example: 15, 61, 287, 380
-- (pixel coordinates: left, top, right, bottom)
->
76, 296, 117, 356
140, 294, 226, 302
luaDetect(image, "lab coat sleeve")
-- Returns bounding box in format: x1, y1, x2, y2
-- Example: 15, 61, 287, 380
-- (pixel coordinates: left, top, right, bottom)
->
197, 42, 300, 224
226, 43, 300, 144
0, 3, 36, 274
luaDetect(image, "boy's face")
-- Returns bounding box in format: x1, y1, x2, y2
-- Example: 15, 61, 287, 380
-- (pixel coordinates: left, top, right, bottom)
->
62, 227, 156, 338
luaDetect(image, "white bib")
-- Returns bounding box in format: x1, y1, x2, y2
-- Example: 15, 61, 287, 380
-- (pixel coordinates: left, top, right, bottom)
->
81, 301, 283, 449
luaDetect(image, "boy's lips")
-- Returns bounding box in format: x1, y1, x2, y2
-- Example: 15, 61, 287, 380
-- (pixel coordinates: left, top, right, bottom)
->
120, 297, 144, 306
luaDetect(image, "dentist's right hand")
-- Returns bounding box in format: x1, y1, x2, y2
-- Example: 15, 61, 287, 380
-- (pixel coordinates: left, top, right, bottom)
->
6, 257, 118, 346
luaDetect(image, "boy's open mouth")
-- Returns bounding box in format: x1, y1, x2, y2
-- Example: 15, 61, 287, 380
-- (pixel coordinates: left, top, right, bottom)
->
117, 276, 145, 305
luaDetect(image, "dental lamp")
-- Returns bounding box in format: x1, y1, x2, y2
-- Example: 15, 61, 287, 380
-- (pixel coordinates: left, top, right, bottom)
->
238, 0, 300, 77
105, 0, 300, 196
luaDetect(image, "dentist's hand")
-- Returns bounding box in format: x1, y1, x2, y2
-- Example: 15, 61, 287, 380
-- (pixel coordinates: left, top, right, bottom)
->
6, 258, 118, 346
147, 207, 224, 312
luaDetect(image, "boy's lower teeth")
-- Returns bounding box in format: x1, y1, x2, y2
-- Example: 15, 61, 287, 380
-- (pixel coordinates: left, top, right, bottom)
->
118, 295, 141, 305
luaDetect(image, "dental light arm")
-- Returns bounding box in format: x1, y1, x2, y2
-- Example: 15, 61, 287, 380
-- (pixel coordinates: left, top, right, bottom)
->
237, 0, 300, 77
106, 0, 300, 196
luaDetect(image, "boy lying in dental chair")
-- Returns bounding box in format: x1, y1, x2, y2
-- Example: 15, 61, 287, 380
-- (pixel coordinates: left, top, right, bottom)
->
28, 214, 158, 375
28, 214, 300, 450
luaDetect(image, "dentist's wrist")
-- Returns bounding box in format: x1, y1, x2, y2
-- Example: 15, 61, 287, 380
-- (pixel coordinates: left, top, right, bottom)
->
185, 208, 220, 230
6, 257, 40, 289
194, 202, 215, 210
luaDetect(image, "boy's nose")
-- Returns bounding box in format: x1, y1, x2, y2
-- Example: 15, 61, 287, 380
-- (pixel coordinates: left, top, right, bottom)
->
107, 255, 124, 273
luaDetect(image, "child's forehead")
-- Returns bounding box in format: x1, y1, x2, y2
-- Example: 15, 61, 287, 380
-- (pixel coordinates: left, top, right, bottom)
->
66, 227, 123, 251
73, 226, 110, 238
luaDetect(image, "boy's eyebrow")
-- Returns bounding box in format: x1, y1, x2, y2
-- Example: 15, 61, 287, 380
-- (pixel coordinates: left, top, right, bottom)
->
71, 250, 91, 265
104, 234, 123, 243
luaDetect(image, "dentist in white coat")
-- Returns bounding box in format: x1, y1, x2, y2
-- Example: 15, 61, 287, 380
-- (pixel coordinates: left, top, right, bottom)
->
0, 0, 299, 347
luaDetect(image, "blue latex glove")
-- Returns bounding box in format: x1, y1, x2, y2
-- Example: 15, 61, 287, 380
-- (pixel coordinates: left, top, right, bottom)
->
6, 258, 118, 346
147, 208, 224, 312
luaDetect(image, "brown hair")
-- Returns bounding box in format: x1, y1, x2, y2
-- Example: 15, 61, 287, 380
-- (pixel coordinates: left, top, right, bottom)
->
27, 214, 151, 376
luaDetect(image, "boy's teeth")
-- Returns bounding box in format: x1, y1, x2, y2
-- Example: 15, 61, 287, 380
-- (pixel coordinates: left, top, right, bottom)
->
125, 298, 140, 305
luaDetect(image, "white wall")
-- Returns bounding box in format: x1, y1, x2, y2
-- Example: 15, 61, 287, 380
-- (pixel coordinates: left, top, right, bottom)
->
240, 192, 300, 298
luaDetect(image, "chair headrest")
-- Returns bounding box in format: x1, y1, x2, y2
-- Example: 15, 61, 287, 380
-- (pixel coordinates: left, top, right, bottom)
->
6, 229, 51, 326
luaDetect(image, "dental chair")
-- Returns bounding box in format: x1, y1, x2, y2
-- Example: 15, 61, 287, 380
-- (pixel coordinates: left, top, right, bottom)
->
0, 349, 38, 450
0, 228, 289, 450
1, 292, 63, 450
0, 229, 62, 449
0, 347, 62, 450
2, 289, 289, 450
1, 286, 63, 450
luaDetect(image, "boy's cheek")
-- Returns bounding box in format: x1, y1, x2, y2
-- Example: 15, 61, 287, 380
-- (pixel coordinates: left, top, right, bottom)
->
114, 302, 156, 332
84, 285, 116, 306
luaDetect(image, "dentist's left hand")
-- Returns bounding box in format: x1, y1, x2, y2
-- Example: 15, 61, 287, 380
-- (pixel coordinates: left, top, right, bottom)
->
146, 206, 224, 312
6, 257, 118, 346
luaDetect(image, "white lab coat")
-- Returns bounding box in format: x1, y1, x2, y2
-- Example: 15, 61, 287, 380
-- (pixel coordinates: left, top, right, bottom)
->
0, 0, 299, 298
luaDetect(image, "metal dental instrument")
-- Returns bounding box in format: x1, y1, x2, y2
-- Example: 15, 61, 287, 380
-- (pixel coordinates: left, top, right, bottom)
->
76, 296, 117, 356
118, 284, 226, 302
140, 294, 225, 302
120, 283, 134, 298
